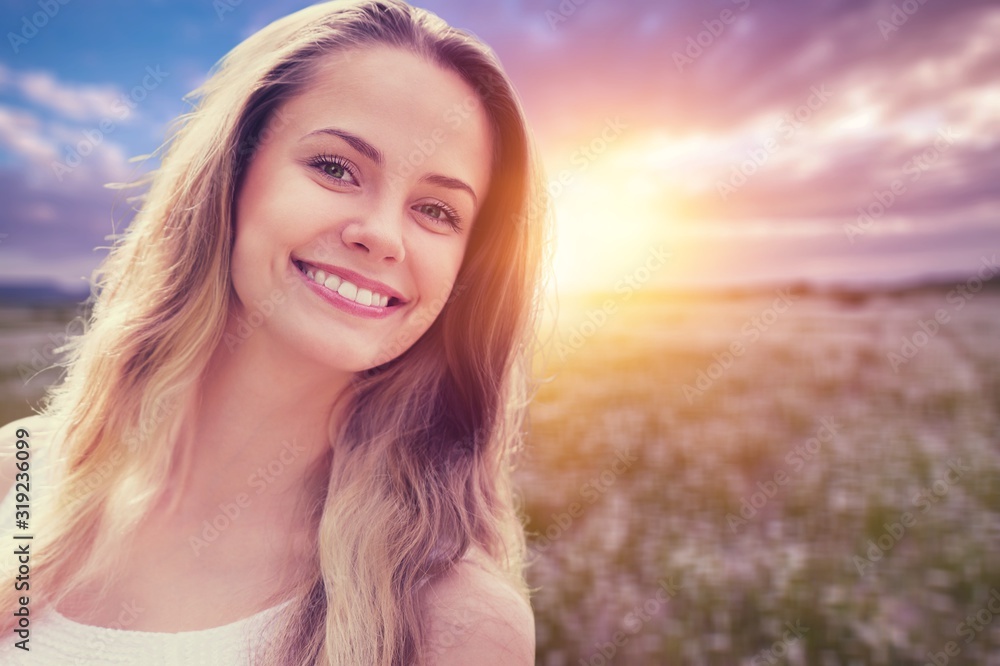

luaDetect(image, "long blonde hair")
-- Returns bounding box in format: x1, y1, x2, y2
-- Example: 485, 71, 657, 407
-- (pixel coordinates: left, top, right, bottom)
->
0, 2, 549, 663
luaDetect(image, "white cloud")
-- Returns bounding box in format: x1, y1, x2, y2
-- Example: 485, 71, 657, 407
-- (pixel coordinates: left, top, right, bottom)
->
0, 105, 58, 165
16, 70, 124, 122
0, 104, 135, 187
0, 67, 149, 188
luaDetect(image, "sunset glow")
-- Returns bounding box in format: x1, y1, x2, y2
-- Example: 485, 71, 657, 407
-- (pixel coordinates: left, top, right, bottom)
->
0, 1, 997, 295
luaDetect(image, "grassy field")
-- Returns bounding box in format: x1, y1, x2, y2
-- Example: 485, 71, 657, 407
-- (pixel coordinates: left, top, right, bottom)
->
2, 284, 999, 664
523, 284, 1000, 665
0, 303, 84, 425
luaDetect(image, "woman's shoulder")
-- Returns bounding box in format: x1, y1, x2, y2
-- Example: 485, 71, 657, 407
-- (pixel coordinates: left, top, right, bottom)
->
421, 547, 535, 665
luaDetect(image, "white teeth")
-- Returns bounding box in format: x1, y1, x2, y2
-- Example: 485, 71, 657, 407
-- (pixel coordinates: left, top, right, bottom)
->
337, 281, 358, 300
300, 261, 393, 307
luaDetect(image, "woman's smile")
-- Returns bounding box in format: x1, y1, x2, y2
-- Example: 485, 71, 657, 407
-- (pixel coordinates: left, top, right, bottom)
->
292, 258, 407, 319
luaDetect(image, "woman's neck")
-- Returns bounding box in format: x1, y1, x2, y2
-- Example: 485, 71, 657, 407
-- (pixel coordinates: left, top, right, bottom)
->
157, 317, 351, 532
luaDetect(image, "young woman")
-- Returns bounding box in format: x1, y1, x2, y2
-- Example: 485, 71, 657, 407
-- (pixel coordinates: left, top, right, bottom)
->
0, 1, 548, 663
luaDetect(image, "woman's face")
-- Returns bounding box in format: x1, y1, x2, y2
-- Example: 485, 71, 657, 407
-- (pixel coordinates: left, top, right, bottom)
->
231, 46, 493, 373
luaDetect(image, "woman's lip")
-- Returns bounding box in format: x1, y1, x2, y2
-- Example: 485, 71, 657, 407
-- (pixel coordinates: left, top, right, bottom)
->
293, 259, 400, 319
292, 257, 408, 303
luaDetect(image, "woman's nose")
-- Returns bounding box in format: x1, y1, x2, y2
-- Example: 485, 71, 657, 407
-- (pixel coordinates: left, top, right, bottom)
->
340, 205, 406, 263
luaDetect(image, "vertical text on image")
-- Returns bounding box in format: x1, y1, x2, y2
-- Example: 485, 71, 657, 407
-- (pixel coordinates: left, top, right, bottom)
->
10, 428, 32, 651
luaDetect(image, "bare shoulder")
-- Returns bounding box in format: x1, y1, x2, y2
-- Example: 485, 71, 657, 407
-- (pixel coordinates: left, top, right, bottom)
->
421, 550, 535, 665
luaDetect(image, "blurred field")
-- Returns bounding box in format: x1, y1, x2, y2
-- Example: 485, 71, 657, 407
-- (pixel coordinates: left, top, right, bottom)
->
2, 284, 999, 664
0, 303, 83, 425
522, 283, 1000, 665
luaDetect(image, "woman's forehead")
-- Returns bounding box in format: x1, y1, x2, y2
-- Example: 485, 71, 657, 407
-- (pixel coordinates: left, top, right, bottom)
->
289, 46, 487, 132
275, 46, 494, 199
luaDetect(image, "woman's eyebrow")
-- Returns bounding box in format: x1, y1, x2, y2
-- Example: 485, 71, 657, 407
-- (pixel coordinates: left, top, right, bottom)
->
302, 127, 478, 205
420, 173, 478, 207
301, 127, 384, 167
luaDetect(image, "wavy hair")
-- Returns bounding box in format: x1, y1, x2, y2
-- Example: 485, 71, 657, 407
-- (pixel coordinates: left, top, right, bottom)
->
0, 1, 549, 664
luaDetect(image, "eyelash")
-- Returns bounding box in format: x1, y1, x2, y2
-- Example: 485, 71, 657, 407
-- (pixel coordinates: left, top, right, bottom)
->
417, 200, 463, 231
307, 153, 359, 185
306, 153, 463, 231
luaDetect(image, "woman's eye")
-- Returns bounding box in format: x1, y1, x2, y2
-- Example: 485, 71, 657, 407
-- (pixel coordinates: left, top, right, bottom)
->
306, 154, 359, 185
417, 204, 443, 219
322, 161, 355, 183
414, 202, 462, 230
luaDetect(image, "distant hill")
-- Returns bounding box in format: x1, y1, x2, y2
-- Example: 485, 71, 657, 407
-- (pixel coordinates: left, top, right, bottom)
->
0, 282, 90, 307
2, 271, 996, 309
553, 271, 1000, 309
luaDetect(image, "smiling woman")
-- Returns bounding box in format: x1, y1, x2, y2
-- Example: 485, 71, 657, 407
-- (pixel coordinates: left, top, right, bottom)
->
230, 45, 494, 373
0, 1, 549, 665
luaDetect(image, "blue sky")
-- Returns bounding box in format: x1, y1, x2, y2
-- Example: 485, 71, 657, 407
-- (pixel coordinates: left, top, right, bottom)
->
1, 0, 998, 292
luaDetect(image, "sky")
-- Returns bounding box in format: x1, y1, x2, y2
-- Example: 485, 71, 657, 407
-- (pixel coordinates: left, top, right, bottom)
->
0, 0, 997, 294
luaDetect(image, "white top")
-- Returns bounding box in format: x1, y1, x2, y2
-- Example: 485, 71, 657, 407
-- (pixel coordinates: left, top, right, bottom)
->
0, 599, 294, 665
0, 420, 294, 664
